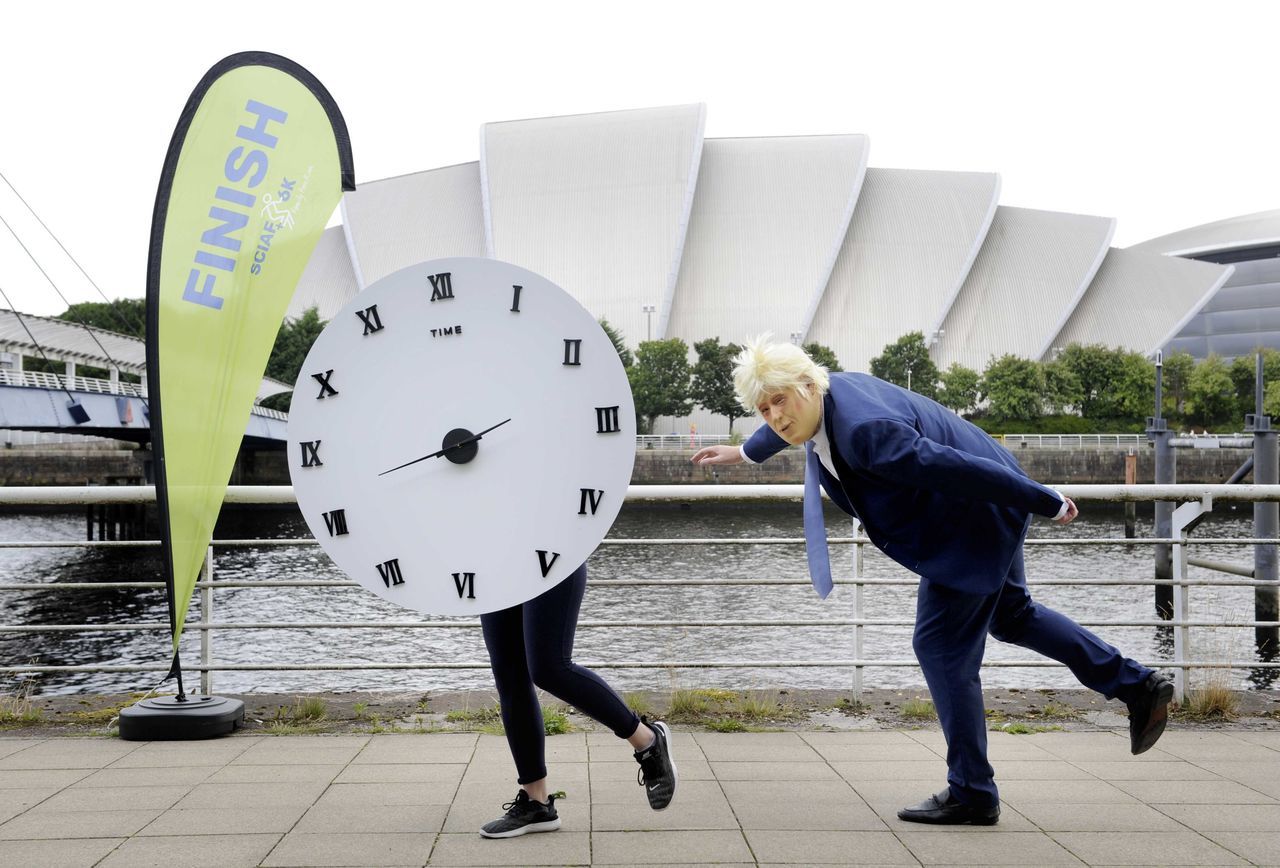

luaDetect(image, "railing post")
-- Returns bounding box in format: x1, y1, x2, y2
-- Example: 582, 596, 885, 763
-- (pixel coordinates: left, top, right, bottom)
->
200, 546, 213, 695
1247, 353, 1279, 659
1149, 352, 1175, 619
852, 518, 864, 703
1170, 495, 1212, 702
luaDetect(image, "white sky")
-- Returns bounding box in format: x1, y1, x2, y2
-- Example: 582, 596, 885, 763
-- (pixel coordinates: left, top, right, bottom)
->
0, 0, 1275, 317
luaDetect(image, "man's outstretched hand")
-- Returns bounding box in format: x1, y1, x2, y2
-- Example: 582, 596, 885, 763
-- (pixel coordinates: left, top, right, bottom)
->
691, 445, 744, 466
1055, 496, 1079, 525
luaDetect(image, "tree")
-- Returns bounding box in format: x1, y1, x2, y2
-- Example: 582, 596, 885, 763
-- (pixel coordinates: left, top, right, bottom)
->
1265, 380, 1280, 419
938, 363, 980, 414
1162, 351, 1195, 416
1229, 348, 1280, 418
980, 355, 1044, 422
259, 307, 327, 410
691, 338, 749, 432
869, 332, 939, 399
802, 341, 842, 373
1114, 351, 1157, 418
1057, 343, 1125, 418
1186, 354, 1235, 428
58, 298, 147, 339
1041, 359, 1083, 415
628, 338, 693, 434
598, 318, 633, 369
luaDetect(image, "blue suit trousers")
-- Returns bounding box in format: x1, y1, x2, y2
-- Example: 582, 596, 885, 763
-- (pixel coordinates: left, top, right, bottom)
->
913, 546, 1152, 808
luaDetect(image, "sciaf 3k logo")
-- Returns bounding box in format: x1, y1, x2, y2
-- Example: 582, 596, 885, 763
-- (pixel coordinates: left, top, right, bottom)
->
251, 166, 312, 276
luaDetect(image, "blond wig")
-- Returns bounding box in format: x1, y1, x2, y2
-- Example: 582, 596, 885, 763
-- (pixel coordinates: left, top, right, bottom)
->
732, 334, 831, 413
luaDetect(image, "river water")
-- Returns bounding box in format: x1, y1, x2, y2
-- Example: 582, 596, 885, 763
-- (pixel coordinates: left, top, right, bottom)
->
1, 502, 1275, 696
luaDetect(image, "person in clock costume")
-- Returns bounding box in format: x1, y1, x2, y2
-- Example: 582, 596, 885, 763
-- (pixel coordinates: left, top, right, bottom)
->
477, 564, 678, 838
691, 335, 1173, 826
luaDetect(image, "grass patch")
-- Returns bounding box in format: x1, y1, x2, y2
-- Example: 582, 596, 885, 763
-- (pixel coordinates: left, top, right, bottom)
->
0, 684, 43, 728
624, 692, 652, 718
833, 697, 869, 715
353, 701, 369, 720
542, 706, 573, 735
446, 704, 502, 729
1035, 701, 1081, 720
665, 689, 800, 729
443, 702, 570, 736
1175, 683, 1239, 722
997, 722, 1063, 735
901, 699, 936, 721
265, 696, 331, 734
706, 717, 747, 732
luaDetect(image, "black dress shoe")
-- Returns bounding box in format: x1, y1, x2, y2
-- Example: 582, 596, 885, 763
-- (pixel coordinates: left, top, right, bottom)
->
897, 788, 1000, 825
1127, 672, 1174, 755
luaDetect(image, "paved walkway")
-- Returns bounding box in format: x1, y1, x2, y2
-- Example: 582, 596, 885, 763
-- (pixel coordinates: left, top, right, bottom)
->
1, 729, 1278, 866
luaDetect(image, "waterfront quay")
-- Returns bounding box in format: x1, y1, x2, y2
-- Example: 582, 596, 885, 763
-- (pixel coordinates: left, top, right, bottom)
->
3, 728, 1280, 867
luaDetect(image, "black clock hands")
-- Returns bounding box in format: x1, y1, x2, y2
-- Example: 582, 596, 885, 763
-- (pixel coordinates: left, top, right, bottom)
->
379, 418, 512, 476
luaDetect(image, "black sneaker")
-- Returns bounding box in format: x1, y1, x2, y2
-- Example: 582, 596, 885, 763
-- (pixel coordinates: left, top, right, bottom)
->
478, 790, 562, 838
1127, 672, 1175, 755
634, 718, 677, 810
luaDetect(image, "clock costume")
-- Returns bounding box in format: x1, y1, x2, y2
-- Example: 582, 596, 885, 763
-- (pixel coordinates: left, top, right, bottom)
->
743, 372, 1168, 819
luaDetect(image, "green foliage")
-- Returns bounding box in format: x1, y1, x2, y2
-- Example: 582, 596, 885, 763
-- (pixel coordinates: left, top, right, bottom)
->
1055, 343, 1154, 419
1265, 380, 1280, 418
869, 332, 939, 398
598, 318, 633, 368
1187, 354, 1236, 427
57, 298, 147, 339
259, 307, 327, 411
628, 338, 693, 434
1228, 348, 1280, 418
691, 338, 749, 432
980, 355, 1044, 422
1162, 351, 1195, 416
801, 341, 842, 373
939, 363, 980, 414
1041, 360, 1083, 415
970, 414, 1149, 436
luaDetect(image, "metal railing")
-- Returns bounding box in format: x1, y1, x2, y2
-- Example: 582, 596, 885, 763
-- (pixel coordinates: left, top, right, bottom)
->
1, 484, 1278, 701
0, 369, 145, 397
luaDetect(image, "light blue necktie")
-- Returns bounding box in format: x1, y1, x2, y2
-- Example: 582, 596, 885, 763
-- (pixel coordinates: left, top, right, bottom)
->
803, 441, 834, 599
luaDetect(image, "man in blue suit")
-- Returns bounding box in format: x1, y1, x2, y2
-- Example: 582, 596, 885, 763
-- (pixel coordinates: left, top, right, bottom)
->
692, 336, 1173, 825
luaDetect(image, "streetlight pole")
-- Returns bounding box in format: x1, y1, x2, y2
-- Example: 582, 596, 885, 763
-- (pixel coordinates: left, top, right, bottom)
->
642, 305, 656, 342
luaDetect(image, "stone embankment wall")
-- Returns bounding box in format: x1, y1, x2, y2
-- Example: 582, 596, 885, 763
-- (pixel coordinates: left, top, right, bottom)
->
0, 444, 1258, 487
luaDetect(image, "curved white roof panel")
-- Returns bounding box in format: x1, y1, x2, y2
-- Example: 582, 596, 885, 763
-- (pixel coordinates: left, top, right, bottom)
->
807, 168, 999, 373
287, 225, 359, 322
664, 135, 868, 348
0, 309, 146, 372
340, 163, 486, 289
1128, 209, 1280, 258
1050, 247, 1233, 358
480, 104, 705, 346
934, 206, 1114, 371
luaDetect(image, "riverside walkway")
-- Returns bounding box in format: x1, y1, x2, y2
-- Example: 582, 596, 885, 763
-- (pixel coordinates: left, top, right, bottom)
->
1, 729, 1278, 866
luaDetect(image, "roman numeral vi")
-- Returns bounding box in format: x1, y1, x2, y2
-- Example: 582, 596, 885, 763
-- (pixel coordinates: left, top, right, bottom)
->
452, 571, 476, 599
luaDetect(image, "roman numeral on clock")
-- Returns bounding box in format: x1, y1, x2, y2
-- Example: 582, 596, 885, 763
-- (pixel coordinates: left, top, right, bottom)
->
377, 558, 404, 587
563, 339, 582, 366
428, 272, 454, 301
321, 509, 348, 536
595, 405, 621, 433
579, 488, 603, 515
312, 369, 338, 399
300, 440, 323, 467
452, 571, 476, 599
536, 550, 561, 578
356, 304, 384, 335
510, 284, 522, 312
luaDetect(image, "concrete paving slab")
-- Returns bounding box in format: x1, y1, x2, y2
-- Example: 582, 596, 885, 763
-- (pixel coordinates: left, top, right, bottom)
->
693, 740, 822, 762
996, 778, 1140, 805
97, 832, 281, 867
0, 740, 137, 769
800, 740, 940, 762
898, 830, 1084, 865
1026, 731, 1160, 760
1231, 730, 1280, 749
441, 789, 588, 834
1014, 802, 1184, 832
0, 787, 59, 818
205, 763, 346, 784
1073, 761, 1223, 781
263, 831, 434, 867
295, 802, 448, 834
334, 762, 466, 784
1050, 831, 1250, 866
830, 760, 948, 782
730, 796, 886, 831
0, 739, 45, 760
1194, 759, 1280, 784
313, 782, 458, 808
591, 796, 738, 831
1112, 779, 1279, 805
1152, 802, 1280, 832
1202, 831, 1280, 866
590, 777, 724, 805
0, 768, 93, 789
0, 807, 162, 840
713, 760, 841, 781
461, 760, 587, 785
139, 805, 309, 836
231, 743, 365, 766
1150, 732, 1278, 761
591, 830, 753, 864
107, 739, 258, 767
0, 836, 124, 867
799, 731, 918, 745
428, 830, 590, 865
76, 765, 218, 788
743, 829, 918, 864
34, 784, 191, 812
172, 780, 329, 810
590, 757, 714, 780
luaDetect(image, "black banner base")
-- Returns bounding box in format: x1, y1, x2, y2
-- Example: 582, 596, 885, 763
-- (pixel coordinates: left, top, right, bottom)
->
119, 695, 244, 741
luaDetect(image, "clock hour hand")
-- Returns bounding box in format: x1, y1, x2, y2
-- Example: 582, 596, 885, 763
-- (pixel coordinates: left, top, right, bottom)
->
379, 418, 512, 476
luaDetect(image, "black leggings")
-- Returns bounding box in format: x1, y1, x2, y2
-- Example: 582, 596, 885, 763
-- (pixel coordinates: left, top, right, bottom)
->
480, 562, 641, 784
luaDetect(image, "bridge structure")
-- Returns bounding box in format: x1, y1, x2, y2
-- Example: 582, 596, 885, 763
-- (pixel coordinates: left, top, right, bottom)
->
0, 309, 290, 445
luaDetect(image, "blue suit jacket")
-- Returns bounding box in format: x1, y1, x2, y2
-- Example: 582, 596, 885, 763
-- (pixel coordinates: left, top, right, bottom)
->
745, 373, 1064, 595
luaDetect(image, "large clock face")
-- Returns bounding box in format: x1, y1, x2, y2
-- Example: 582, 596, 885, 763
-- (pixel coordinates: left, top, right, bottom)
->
288, 257, 636, 615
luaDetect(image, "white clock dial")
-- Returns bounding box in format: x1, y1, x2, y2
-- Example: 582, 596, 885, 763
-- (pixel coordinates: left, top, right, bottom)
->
288, 257, 636, 615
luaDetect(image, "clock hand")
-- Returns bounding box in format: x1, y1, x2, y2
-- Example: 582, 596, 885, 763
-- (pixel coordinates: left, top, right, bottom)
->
379, 418, 512, 476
